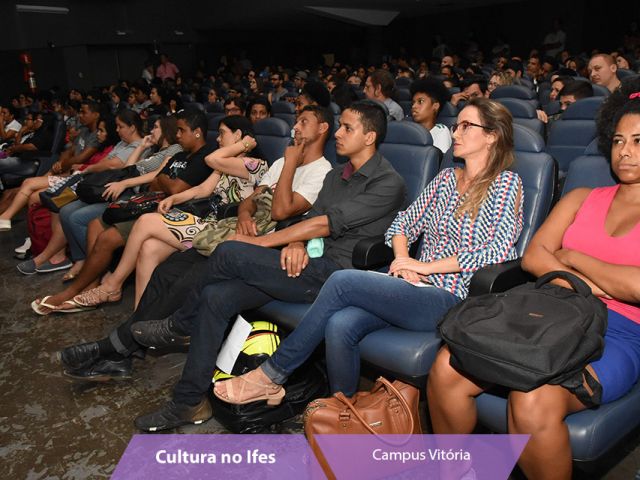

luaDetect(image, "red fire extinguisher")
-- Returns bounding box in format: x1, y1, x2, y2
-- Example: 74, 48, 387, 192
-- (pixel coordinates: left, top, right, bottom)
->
20, 52, 37, 93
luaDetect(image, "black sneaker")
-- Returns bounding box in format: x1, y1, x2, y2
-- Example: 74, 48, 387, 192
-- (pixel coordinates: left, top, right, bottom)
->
131, 317, 190, 349
64, 357, 132, 382
134, 399, 212, 432
59, 341, 101, 370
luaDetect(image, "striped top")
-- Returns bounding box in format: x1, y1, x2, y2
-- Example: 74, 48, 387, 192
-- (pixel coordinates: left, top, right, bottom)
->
385, 167, 524, 299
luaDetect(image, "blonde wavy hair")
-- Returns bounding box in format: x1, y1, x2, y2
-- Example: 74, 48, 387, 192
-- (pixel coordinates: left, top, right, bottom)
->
457, 97, 515, 218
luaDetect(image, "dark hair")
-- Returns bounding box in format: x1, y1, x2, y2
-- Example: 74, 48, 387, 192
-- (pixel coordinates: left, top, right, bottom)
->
301, 104, 334, 137
151, 86, 167, 103
461, 75, 488, 94
597, 77, 640, 158
98, 115, 119, 149
246, 96, 272, 118
410, 78, 452, 113
2, 104, 19, 118
559, 80, 593, 100
368, 69, 396, 97
301, 81, 331, 108
111, 86, 129, 103
81, 99, 101, 114
176, 108, 208, 135
219, 115, 255, 137
116, 109, 143, 136
347, 100, 387, 147
158, 115, 178, 146
224, 97, 246, 113
506, 60, 524, 75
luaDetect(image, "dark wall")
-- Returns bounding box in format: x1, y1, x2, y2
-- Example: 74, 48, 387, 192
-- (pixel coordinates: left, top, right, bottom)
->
1, 0, 639, 100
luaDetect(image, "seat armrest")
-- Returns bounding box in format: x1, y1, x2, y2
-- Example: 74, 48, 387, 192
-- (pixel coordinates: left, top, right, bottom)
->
352, 236, 394, 270
468, 259, 533, 296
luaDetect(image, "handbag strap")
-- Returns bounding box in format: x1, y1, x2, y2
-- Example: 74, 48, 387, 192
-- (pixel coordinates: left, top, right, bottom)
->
333, 377, 415, 446
535, 270, 592, 297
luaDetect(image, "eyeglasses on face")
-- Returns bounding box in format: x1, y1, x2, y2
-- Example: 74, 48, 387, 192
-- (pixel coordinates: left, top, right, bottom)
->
225, 107, 241, 115
450, 121, 494, 134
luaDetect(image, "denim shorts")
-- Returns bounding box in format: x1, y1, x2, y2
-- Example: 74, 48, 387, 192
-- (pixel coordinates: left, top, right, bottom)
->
591, 309, 640, 404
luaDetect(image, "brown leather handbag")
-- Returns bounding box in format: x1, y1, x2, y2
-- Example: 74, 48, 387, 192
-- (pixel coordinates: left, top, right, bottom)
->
303, 377, 422, 479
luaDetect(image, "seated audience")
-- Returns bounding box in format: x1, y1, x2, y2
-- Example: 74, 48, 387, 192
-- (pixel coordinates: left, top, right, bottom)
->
214, 97, 523, 407
364, 69, 404, 121
589, 53, 622, 93
0, 105, 22, 143
246, 97, 271, 124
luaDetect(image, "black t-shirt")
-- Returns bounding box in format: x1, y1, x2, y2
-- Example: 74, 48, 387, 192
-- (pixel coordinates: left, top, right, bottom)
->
158, 144, 214, 186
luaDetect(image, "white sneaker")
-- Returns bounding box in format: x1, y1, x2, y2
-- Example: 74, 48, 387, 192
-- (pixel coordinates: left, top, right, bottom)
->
15, 237, 32, 257
0, 218, 11, 231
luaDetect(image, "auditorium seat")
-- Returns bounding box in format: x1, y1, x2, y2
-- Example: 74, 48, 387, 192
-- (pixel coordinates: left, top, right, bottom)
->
253, 117, 291, 165
491, 84, 539, 109
435, 102, 459, 128
496, 98, 544, 136
271, 101, 296, 128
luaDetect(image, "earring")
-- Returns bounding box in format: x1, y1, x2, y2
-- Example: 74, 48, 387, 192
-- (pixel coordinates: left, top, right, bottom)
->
196, 134, 201, 138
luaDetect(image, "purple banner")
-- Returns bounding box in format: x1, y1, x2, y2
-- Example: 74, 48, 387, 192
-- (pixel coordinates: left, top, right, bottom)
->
112, 434, 528, 479
111, 434, 320, 479
314, 434, 529, 479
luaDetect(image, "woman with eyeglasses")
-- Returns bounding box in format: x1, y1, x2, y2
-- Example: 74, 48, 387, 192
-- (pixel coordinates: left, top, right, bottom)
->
214, 97, 524, 406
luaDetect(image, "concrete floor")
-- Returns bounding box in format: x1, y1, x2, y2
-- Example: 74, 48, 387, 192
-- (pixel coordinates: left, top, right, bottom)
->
1, 215, 640, 479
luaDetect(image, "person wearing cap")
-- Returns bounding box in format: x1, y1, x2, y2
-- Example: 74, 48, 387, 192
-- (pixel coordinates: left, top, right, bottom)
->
363, 69, 405, 121
293, 71, 308, 92
294, 80, 331, 115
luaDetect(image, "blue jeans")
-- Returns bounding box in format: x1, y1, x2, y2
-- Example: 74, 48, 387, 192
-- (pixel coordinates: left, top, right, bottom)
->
262, 270, 462, 396
59, 200, 108, 261
168, 241, 341, 405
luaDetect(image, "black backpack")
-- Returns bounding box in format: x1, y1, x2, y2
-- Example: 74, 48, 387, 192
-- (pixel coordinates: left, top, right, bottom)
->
439, 271, 608, 406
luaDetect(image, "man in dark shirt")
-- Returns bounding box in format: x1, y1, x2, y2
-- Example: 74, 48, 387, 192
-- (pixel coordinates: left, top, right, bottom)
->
38, 109, 213, 311
128, 101, 406, 431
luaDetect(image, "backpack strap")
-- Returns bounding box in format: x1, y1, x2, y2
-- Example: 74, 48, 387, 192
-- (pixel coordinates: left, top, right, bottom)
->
535, 271, 592, 297
568, 368, 602, 407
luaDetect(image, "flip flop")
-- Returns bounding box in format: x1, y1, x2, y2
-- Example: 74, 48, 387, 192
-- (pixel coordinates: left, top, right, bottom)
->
56, 299, 96, 314
31, 296, 58, 316
62, 272, 78, 283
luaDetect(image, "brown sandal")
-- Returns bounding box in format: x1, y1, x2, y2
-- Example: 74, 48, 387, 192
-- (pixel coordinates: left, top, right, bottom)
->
213, 372, 285, 406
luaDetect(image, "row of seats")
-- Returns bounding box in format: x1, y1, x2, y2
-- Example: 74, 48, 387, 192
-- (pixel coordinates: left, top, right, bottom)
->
235, 119, 633, 471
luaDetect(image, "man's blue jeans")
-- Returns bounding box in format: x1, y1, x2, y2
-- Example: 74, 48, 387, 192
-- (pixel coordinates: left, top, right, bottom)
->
262, 269, 462, 396
169, 241, 341, 406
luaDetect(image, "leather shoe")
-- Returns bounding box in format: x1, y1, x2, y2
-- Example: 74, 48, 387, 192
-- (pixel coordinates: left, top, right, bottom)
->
59, 341, 101, 370
131, 317, 190, 349
134, 398, 212, 432
63, 357, 132, 382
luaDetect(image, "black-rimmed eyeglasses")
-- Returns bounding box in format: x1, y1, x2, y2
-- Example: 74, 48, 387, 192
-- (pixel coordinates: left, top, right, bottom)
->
450, 121, 494, 135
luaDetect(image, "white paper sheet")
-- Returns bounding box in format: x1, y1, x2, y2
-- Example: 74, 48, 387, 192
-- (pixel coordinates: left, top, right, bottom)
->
215, 315, 253, 375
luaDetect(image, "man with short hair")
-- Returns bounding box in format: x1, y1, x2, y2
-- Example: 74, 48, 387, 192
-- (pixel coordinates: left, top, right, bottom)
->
363, 69, 404, 121
224, 98, 246, 116
558, 80, 594, 112
409, 78, 452, 153
59, 106, 338, 386
130, 84, 151, 114
588, 54, 621, 92
293, 71, 307, 92
127, 101, 406, 431
268, 73, 288, 103
450, 75, 487, 107
246, 97, 271, 124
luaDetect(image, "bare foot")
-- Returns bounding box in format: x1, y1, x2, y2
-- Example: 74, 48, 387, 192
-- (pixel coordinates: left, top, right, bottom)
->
213, 367, 281, 403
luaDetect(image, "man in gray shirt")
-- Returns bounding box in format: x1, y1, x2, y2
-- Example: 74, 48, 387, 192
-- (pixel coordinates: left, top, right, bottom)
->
129, 101, 407, 431
364, 69, 405, 122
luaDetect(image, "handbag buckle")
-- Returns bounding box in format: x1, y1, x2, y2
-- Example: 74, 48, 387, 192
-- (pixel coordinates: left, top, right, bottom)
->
339, 411, 350, 422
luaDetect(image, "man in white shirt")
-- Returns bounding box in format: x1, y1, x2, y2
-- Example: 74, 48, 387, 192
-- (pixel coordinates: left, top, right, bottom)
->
410, 78, 453, 154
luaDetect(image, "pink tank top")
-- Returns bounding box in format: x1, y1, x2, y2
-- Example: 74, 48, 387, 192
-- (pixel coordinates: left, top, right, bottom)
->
563, 185, 640, 322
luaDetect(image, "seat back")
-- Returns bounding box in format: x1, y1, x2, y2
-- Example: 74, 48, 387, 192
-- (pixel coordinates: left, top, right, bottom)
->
441, 124, 555, 256
545, 96, 604, 173
253, 117, 291, 165
591, 84, 610, 97
435, 102, 458, 128
561, 140, 616, 196
49, 113, 66, 156
491, 84, 537, 101
206, 112, 225, 131
271, 101, 296, 128
395, 88, 412, 102
378, 122, 441, 202
183, 101, 204, 112
496, 98, 544, 136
